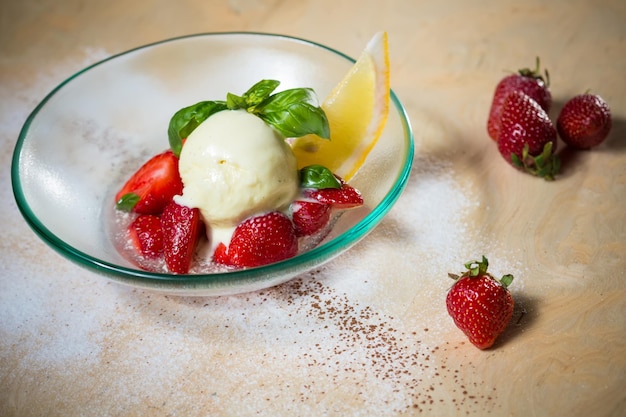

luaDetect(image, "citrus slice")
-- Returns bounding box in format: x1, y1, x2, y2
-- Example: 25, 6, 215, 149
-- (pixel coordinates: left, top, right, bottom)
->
291, 31, 390, 181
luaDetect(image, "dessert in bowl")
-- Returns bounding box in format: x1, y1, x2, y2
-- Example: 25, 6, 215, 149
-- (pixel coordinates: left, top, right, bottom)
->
11, 32, 414, 296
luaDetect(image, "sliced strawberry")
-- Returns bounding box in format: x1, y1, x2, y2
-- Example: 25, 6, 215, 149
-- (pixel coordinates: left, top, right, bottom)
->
161, 201, 203, 274
291, 200, 332, 236
115, 150, 183, 215
212, 242, 230, 265
128, 215, 164, 258
216, 211, 298, 268
302, 177, 364, 209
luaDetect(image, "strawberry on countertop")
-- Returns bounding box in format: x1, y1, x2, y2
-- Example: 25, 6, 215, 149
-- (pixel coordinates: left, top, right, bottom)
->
497, 90, 559, 180
557, 93, 612, 150
487, 58, 552, 141
446, 256, 515, 350
115, 150, 183, 215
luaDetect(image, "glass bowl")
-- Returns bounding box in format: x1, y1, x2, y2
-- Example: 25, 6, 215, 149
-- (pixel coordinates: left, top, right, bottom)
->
11, 32, 414, 296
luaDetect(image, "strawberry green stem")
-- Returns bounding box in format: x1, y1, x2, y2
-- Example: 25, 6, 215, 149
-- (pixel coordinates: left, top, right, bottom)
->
511, 142, 560, 181
457, 256, 515, 287
464, 256, 489, 277
500, 274, 514, 288
518, 56, 550, 87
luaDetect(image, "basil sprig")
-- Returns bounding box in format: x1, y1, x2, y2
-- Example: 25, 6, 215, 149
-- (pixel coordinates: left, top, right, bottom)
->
167, 80, 330, 157
227, 79, 280, 109
253, 87, 330, 139
299, 165, 341, 189
167, 101, 228, 157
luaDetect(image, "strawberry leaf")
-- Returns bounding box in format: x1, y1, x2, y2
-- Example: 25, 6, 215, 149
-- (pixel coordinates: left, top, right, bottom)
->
464, 256, 489, 277
510, 153, 523, 168
517, 142, 560, 181
500, 274, 514, 288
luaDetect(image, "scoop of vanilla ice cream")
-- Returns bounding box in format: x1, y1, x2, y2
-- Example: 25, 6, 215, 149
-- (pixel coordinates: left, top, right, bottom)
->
176, 109, 299, 229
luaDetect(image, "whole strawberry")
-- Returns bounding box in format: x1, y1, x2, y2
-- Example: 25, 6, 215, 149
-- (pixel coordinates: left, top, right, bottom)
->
487, 58, 552, 141
446, 256, 514, 350
557, 93, 612, 149
497, 90, 559, 180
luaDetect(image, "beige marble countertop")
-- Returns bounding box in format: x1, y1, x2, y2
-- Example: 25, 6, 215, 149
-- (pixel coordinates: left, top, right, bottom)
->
1, 0, 625, 416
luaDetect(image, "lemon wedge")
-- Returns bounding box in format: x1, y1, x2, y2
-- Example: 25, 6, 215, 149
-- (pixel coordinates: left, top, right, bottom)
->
291, 31, 391, 181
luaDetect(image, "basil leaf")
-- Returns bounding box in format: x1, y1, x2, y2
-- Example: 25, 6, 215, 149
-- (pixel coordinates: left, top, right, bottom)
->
226, 93, 247, 110
256, 87, 315, 113
300, 165, 341, 189
256, 88, 330, 139
242, 79, 280, 108
259, 102, 330, 139
116, 193, 140, 211
167, 100, 228, 157
227, 80, 281, 110
167, 80, 329, 158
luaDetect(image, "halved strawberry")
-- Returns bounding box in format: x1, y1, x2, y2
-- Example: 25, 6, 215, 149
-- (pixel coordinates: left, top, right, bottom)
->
302, 177, 364, 209
291, 200, 332, 236
215, 211, 298, 268
161, 201, 203, 274
128, 215, 164, 258
115, 150, 183, 215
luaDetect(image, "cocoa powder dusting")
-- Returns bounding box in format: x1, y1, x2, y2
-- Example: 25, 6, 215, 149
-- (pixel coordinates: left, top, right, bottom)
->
260, 271, 501, 415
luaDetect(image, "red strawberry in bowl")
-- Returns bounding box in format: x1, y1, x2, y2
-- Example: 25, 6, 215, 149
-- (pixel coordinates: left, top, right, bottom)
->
446, 256, 515, 350
161, 201, 203, 274
291, 200, 332, 237
557, 93, 612, 150
128, 214, 164, 258
497, 90, 559, 180
302, 177, 364, 209
215, 211, 298, 268
487, 58, 552, 141
115, 150, 183, 215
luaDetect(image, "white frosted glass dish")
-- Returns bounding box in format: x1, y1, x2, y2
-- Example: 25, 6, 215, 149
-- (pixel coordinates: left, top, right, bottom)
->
11, 32, 414, 296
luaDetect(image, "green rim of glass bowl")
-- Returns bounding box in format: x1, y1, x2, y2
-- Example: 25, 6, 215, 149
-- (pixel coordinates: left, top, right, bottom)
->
11, 32, 414, 292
